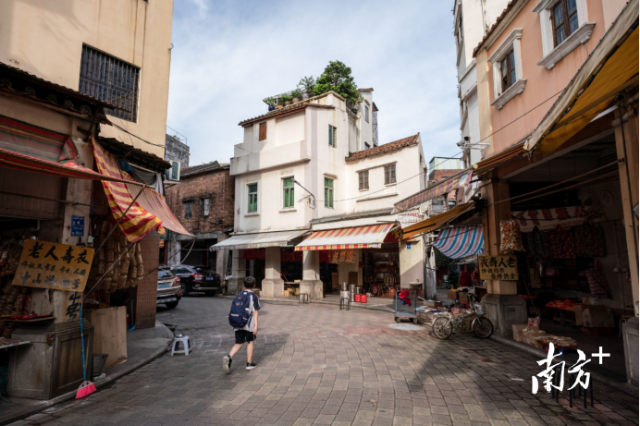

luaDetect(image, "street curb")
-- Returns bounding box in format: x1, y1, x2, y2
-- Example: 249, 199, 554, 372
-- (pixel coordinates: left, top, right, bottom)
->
0, 322, 174, 426
490, 334, 639, 398
221, 295, 396, 313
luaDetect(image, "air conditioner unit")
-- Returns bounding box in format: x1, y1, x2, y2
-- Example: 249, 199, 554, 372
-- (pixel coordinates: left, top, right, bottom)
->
165, 160, 180, 181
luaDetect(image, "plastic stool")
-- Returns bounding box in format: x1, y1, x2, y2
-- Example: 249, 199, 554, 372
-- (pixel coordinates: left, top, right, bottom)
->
340, 298, 350, 311
171, 335, 190, 356
459, 301, 469, 309
299, 293, 309, 304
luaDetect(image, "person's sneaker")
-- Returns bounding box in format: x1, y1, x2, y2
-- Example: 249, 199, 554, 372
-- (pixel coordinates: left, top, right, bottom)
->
223, 355, 232, 374
246, 362, 257, 370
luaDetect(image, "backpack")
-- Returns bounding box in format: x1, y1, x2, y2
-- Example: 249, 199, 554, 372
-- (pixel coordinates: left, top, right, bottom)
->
229, 291, 252, 328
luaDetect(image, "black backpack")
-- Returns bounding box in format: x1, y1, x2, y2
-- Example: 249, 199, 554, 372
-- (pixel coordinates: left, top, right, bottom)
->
229, 291, 252, 328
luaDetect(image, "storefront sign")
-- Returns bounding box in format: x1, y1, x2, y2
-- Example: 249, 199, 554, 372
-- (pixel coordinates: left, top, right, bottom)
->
71, 216, 85, 237
12, 240, 94, 292
478, 255, 518, 281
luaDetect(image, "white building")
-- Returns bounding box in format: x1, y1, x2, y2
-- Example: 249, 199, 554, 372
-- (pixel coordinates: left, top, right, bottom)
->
212, 90, 427, 298
454, 0, 510, 202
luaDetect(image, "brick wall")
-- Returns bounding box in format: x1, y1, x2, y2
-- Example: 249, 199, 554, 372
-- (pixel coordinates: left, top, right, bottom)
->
135, 232, 160, 329
165, 168, 235, 235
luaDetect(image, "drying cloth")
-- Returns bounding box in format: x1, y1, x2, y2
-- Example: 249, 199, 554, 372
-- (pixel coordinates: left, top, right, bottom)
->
398, 290, 411, 307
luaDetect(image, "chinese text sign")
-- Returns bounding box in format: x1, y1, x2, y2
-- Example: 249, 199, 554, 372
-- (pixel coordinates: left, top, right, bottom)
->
12, 240, 94, 292
478, 255, 518, 281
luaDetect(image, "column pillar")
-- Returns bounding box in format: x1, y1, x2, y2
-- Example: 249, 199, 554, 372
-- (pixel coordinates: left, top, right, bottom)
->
480, 179, 526, 337
227, 249, 246, 295
262, 247, 284, 297
215, 232, 228, 279
300, 251, 323, 299
613, 99, 639, 387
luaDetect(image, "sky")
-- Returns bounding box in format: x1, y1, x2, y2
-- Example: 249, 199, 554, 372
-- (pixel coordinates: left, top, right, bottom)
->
167, 0, 461, 167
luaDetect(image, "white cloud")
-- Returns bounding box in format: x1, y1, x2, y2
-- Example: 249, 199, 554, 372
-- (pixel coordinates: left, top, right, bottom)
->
167, 0, 461, 166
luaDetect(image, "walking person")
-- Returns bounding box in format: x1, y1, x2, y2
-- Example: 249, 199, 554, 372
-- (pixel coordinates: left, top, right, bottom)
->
223, 276, 260, 373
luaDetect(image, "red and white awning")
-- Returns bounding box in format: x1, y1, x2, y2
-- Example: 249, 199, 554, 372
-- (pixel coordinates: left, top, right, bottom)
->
295, 224, 394, 251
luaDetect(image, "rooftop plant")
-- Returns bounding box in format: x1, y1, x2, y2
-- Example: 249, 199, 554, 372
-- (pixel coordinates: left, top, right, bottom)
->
313, 61, 361, 106
263, 97, 276, 107
290, 88, 302, 98
298, 76, 316, 95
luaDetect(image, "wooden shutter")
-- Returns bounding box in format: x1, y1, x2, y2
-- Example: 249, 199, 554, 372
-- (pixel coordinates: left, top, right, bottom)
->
259, 122, 267, 141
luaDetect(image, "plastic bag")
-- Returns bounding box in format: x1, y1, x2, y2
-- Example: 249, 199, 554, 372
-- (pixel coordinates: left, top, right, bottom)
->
499, 219, 525, 254
528, 316, 541, 327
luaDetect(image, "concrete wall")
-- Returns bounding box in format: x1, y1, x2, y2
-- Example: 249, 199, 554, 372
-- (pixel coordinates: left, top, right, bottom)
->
0, 0, 174, 158
165, 135, 190, 167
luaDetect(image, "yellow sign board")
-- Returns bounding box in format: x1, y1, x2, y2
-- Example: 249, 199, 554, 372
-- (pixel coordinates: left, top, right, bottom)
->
478, 255, 518, 281
12, 240, 94, 292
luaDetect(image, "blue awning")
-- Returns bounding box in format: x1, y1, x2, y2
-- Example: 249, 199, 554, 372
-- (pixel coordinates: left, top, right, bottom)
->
433, 225, 484, 259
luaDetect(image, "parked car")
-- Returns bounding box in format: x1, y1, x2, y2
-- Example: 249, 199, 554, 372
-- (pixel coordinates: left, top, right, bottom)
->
157, 267, 181, 309
171, 265, 221, 296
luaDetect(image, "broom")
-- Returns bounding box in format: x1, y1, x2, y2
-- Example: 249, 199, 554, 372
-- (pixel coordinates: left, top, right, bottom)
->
76, 304, 97, 399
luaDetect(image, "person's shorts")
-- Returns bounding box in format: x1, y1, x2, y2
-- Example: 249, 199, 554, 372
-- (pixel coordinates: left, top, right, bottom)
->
235, 330, 255, 344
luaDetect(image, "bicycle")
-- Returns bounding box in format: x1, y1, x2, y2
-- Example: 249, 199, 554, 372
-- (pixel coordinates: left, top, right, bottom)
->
432, 295, 493, 339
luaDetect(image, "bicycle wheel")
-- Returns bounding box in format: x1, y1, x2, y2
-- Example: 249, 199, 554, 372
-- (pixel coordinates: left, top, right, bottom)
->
432, 317, 453, 339
472, 317, 493, 339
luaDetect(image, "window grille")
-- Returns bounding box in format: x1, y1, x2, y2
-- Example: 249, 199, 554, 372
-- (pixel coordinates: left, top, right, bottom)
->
79, 45, 140, 122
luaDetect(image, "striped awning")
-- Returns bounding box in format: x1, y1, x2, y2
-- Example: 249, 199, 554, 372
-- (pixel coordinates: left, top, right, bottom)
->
127, 183, 194, 238
295, 224, 394, 251
93, 138, 163, 243
392, 169, 472, 214
433, 225, 484, 259
472, 142, 525, 175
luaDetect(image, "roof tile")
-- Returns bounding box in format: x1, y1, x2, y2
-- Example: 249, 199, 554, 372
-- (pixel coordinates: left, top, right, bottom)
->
345, 133, 420, 162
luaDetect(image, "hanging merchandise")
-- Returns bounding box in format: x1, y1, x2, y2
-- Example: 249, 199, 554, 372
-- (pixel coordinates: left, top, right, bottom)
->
499, 219, 525, 254
586, 265, 610, 298
548, 225, 576, 259
342, 250, 358, 264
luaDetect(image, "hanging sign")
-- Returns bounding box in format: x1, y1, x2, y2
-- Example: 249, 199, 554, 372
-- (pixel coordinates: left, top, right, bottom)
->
71, 216, 85, 237
12, 240, 94, 292
478, 255, 518, 281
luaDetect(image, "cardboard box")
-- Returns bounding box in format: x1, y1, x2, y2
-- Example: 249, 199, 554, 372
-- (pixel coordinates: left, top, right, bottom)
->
425, 300, 442, 308
582, 306, 614, 328
512, 324, 528, 342
283, 289, 292, 297
447, 290, 458, 300
524, 330, 546, 347
89, 307, 128, 369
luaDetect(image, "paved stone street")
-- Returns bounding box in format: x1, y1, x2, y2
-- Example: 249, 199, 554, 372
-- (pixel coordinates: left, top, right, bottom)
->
11, 297, 638, 426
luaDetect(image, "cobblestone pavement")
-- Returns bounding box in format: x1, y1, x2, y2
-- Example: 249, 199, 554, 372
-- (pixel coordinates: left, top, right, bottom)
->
11, 297, 638, 426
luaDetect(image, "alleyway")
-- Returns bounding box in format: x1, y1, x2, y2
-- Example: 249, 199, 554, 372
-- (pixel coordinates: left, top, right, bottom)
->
12, 297, 638, 426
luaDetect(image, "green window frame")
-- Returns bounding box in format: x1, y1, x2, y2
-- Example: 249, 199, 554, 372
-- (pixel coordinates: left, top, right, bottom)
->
283, 178, 294, 209
324, 178, 334, 208
248, 183, 258, 213
328, 125, 336, 147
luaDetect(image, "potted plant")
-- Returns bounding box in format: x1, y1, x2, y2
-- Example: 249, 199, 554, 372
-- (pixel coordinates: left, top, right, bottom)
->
298, 76, 315, 99
263, 97, 276, 111
290, 89, 302, 103
275, 97, 285, 109
281, 94, 293, 106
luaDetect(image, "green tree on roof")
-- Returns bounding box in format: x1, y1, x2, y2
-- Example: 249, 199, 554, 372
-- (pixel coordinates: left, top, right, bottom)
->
313, 61, 361, 106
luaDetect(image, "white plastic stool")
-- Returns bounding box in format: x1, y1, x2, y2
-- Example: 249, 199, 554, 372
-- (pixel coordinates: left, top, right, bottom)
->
170, 335, 190, 356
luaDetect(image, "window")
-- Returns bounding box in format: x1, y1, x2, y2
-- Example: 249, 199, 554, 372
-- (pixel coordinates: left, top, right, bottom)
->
384, 164, 396, 185
248, 183, 258, 213
184, 201, 193, 219
324, 178, 334, 208
358, 171, 369, 190
165, 160, 180, 181
552, 0, 579, 47
259, 122, 267, 141
534, 0, 594, 69
283, 178, 294, 209
488, 28, 525, 110
201, 198, 210, 217
328, 125, 336, 147
79, 45, 140, 122
500, 50, 516, 92
364, 105, 369, 123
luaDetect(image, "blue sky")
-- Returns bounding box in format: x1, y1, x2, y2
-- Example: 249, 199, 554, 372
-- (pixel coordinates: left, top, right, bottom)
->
167, 0, 461, 166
